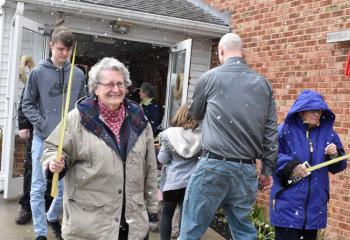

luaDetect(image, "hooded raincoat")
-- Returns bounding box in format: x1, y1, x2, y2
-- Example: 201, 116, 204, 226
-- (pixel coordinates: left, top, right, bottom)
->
270, 90, 347, 230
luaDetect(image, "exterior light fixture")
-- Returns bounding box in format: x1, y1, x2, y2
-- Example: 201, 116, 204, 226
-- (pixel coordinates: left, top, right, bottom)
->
110, 20, 133, 34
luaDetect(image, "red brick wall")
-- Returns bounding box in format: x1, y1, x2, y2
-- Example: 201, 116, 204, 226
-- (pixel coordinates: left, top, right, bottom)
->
13, 136, 26, 177
206, 0, 350, 238
0, 135, 26, 177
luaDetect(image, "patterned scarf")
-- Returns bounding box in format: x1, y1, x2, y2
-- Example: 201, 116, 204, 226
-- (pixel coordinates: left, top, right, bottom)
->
98, 101, 125, 143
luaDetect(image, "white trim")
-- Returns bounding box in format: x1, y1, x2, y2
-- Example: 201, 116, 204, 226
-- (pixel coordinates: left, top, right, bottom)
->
163, 39, 193, 129
21, 0, 230, 37
72, 28, 174, 47
4, 177, 22, 200
179, 39, 192, 105
12, 1, 23, 21
162, 52, 174, 130
44, 35, 50, 58
2, 10, 46, 199
3, 9, 23, 199
0, 0, 6, 75
0, 1, 6, 191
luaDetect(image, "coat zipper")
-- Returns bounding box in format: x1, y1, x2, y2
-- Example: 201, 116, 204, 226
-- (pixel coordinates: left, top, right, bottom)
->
303, 129, 313, 228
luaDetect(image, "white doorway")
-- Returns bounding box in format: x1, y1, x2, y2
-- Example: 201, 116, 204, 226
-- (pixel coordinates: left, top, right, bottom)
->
1, 14, 48, 199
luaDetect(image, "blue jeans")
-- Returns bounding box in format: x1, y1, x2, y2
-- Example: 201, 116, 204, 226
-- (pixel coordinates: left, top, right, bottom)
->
31, 135, 64, 237
179, 157, 258, 240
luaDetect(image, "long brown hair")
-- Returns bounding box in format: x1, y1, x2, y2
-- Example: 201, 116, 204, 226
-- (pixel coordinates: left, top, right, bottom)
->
171, 103, 199, 130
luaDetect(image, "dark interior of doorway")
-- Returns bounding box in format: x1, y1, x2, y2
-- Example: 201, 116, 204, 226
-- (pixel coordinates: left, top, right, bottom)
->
74, 33, 169, 108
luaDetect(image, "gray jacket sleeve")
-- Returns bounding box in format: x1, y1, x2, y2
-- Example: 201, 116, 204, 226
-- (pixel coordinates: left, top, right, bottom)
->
189, 75, 208, 121
261, 85, 278, 176
22, 70, 45, 131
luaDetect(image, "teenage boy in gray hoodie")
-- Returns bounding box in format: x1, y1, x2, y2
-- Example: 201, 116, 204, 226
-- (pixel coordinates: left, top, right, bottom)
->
22, 26, 86, 240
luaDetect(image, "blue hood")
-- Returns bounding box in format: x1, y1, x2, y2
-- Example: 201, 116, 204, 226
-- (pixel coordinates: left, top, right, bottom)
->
285, 89, 335, 125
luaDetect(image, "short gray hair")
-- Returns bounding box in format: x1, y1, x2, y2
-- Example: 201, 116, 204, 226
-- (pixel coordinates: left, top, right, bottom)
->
88, 57, 132, 94
219, 33, 243, 51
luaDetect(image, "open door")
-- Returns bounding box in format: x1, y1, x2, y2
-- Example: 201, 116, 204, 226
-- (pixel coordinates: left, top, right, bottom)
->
163, 39, 192, 129
1, 15, 47, 199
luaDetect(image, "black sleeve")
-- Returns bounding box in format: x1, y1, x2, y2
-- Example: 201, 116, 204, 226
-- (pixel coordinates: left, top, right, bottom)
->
277, 159, 300, 187
327, 147, 347, 174
149, 103, 161, 136
18, 88, 33, 130
45, 158, 68, 181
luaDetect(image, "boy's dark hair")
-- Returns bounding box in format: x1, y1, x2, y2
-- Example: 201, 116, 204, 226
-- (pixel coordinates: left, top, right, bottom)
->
140, 82, 155, 98
51, 26, 74, 47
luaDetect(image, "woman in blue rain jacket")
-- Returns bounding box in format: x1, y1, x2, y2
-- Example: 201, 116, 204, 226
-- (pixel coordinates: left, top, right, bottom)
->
270, 90, 347, 240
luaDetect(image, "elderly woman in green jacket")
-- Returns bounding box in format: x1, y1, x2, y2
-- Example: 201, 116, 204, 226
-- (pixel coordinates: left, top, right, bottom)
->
42, 57, 158, 240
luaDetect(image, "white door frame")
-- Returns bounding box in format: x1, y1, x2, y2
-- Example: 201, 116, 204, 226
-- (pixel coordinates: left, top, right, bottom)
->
162, 39, 192, 129
1, 6, 46, 199
177, 39, 192, 105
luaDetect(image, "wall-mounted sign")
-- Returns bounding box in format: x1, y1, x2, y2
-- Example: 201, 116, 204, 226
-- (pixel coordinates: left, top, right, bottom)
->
327, 30, 350, 43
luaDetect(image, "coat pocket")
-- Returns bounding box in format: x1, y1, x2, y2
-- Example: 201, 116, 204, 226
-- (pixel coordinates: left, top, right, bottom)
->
131, 192, 146, 209
127, 193, 149, 239
65, 198, 107, 239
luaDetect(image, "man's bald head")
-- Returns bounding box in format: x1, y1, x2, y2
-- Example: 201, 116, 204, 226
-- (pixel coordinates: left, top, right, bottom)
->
218, 33, 243, 64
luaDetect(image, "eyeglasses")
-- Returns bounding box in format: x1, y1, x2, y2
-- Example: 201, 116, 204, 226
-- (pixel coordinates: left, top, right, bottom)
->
97, 81, 125, 89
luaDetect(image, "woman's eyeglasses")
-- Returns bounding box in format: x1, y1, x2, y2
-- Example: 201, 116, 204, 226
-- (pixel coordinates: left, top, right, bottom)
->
97, 81, 125, 89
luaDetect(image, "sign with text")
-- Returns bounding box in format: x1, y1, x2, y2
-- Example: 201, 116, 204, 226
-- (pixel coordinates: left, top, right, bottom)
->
327, 30, 350, 43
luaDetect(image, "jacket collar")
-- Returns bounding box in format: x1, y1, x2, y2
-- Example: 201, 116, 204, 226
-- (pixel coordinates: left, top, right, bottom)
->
77, 95, 148, 157
224, 57, 247, 65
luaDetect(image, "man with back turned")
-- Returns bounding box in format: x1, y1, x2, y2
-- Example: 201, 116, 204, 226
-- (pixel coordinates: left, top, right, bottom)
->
179, 33, 278, 240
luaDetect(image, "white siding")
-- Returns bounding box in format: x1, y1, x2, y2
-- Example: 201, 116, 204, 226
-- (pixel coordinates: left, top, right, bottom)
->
0, 7, 15, 129
188, 39, 212, 100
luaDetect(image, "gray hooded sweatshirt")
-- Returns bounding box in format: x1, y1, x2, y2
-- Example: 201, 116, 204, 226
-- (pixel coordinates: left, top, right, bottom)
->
158, 127, 202, 192
22, 59, 86, 139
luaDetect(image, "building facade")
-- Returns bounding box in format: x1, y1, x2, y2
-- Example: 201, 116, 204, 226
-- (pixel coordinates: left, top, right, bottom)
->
205, 0, 350, 238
